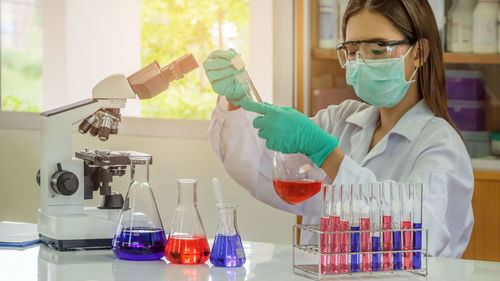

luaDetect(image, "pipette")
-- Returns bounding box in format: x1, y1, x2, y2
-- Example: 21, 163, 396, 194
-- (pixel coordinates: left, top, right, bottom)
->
231, 54, 264, 103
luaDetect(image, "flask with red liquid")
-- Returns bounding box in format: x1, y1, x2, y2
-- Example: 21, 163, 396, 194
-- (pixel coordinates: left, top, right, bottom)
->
165, 179, 210, 264
272, 152, 325, 205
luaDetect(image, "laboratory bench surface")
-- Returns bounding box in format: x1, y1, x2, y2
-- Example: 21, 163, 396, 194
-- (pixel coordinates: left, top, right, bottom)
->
1, 241, 500, 281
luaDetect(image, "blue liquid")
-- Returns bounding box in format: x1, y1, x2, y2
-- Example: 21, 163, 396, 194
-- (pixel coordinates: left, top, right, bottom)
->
350, 226, 360, 272
393, 230, 402, 270
112, 227, 166, 261
372, 236, 381, 271
413, 223, 422, 269
210, 234, 246, 267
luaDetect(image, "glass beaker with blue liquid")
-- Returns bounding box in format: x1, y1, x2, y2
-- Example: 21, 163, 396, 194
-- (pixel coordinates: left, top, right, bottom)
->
112, 155, 166, 261
210, 204, 246, 267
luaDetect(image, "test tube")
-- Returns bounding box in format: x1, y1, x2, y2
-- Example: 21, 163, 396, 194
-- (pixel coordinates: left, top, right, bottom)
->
402, 183, 413, 270
392, 182, 402, 270
320, 185, 333, 274
360, 183, 371, 272
370, 183, 382, 271
339, 184, 351, 273
412, 183, 423, 269
329, 185, 341, 273
350, 184, 361, 272
381, 181, 392, 271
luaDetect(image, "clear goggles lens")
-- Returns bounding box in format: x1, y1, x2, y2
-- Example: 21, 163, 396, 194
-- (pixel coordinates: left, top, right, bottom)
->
337, 41, 409, 68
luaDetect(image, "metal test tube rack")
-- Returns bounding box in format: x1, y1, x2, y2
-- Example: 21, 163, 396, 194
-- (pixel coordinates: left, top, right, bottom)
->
292, 224, 428, 280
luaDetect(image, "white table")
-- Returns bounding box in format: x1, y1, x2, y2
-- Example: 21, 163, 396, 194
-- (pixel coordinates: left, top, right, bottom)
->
1, 241, 500, 281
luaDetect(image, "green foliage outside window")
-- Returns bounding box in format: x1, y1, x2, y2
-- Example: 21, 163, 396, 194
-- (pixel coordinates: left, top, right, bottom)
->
140, 0, 249, 120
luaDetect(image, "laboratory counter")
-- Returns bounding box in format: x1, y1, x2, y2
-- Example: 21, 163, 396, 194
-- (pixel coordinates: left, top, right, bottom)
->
1, 241, 500, 281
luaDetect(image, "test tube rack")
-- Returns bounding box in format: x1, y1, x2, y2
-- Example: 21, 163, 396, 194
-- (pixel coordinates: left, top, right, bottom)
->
292, 224, 428, 280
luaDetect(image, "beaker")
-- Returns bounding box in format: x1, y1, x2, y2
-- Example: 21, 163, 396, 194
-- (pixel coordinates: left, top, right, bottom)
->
210, 204, 246, 267
165, 179, 210, 264
272, 152, 325, 205
112, 155, 166, 261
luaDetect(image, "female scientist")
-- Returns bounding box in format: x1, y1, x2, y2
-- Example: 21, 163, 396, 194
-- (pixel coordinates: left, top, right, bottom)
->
204, 0, 473, 257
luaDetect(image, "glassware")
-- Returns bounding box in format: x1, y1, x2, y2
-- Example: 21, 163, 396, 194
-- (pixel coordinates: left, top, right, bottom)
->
370, 182, 382, 272
339, 184, 350, 273
350, 184, 361, 273
112, 155, 166, 261
272, 152, 324, 205
210, 204, 246, 267
401, 183, 413, 270
381, 181, 392, 271
165, 179, 210, 264
320, 185, 333, 273
392, 182, 402, 270
411, 183, 423, 269
360, 183, 372, 272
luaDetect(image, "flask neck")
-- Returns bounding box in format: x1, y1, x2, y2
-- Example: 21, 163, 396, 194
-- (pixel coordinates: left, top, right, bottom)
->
131, 160, 149, 184
216, 205, 238, 236
177, 179, 198, 206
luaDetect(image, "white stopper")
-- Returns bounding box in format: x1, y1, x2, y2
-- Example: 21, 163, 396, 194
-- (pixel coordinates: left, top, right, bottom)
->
212, 178, 224, 205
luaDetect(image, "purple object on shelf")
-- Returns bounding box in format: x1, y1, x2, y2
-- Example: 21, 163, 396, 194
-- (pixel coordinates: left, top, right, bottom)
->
448, 100, 485, 131
446, 70, 485, 101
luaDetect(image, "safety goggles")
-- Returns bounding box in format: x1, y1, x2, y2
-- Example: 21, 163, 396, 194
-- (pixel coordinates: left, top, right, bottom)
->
336, 39, 411, 68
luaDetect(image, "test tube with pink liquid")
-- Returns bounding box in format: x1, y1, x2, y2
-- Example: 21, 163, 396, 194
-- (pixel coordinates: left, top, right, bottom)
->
320, 185, 333, 273
381, 181, 392, 271
339, 184, 351, 273
329, 185, 341, 273
360, 183, 371, 272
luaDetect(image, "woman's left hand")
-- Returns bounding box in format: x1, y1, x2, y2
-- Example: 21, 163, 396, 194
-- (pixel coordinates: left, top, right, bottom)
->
241, 100, 339, 167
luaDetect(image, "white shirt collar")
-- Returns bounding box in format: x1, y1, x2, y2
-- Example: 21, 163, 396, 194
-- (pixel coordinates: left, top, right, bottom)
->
345, 99, 435, 142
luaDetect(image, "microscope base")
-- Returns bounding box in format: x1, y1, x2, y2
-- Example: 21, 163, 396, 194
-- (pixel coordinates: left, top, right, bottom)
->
40, 235, 112, 251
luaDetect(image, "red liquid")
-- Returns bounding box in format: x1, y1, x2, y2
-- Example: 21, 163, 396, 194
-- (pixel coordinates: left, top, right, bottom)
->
361, 218, 371, 272
382, 216, 392, 271
329, 216, 340, 273
272, 179, 322, 205
339, 220, 349, 273
320, 217, 330, 274
402, 220, 412, 270
164, 235, 210, 264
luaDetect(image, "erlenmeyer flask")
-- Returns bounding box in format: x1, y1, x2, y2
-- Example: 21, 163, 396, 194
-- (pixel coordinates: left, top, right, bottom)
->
112, 155, 166, 261
272, 151, 324, 205
165, 179, 210, 264
210, 204, 246, 267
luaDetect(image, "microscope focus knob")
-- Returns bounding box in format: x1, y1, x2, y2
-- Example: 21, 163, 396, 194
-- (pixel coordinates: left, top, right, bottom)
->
51, 163, 79, 196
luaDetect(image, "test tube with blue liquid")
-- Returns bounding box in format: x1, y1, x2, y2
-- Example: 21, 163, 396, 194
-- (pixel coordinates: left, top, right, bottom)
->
349, 184, 361, 272
392, 182, 403, 270
370, 183, 382, 271
412, 183, 423, 269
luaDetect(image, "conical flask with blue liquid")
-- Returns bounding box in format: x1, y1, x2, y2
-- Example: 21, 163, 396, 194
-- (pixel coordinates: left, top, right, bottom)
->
210, 204, 246, 267
112, 155, 166, 261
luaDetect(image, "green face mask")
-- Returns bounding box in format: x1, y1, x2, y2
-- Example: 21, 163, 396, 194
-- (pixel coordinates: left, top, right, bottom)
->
346, 46, 417, 108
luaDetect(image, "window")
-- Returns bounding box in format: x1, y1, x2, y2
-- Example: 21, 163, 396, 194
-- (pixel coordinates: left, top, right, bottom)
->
139, 0, 249, 120
0, 0, 42, 112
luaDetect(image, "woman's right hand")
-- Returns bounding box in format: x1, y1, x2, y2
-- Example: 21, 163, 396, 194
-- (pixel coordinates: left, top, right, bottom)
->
203, 49, 249, 106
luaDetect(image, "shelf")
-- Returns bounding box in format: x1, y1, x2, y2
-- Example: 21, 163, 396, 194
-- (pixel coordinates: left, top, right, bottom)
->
312, 48, 500, 65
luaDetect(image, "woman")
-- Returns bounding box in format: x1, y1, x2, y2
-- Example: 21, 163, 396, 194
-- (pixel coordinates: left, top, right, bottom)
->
204, 0, 473, 257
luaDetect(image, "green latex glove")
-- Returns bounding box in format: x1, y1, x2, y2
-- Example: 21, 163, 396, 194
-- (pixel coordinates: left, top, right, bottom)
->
203, 49, 249, 106
241, 100, 339, 167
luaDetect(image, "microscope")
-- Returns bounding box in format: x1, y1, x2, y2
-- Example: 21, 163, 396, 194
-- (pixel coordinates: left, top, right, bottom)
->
37, 54, 198, 251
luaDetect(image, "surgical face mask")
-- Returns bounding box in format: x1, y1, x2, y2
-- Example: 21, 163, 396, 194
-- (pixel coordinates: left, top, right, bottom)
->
346, 46, 418, 108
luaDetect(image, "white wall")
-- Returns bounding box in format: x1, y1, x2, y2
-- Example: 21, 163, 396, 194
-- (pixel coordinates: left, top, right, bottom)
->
0, 128, 295, 243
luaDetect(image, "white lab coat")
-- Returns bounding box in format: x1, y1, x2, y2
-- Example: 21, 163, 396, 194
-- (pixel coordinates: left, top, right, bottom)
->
209, 97, 474, 258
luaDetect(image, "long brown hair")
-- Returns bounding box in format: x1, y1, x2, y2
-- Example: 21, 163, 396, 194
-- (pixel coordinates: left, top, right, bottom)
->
342, 0, 461, 136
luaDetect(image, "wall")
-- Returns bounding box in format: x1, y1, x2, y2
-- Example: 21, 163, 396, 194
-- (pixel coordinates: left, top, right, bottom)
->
0, 128, 295, 243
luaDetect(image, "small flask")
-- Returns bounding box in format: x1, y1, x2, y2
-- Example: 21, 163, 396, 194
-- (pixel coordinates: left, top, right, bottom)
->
112, 155, 166, 261
210, 204, 246, 267
165, 179, 210, 264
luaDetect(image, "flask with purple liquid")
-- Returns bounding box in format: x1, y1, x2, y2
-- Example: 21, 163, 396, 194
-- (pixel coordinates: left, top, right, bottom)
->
112, 155, 166, 261
210, 204, 246, 267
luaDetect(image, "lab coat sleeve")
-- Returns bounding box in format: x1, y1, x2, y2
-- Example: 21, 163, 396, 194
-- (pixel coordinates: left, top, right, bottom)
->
406, 134, 474, 258
208, 96, 307, 215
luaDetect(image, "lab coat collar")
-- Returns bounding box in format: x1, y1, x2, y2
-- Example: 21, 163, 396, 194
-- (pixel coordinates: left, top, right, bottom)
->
346, 99, 434, 142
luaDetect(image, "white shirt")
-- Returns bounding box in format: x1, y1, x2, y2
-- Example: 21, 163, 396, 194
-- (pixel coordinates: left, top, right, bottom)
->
209, 97, 474, 258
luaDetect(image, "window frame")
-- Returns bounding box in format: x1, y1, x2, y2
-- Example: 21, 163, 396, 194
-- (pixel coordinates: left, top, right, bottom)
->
0, 0, 294, 139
